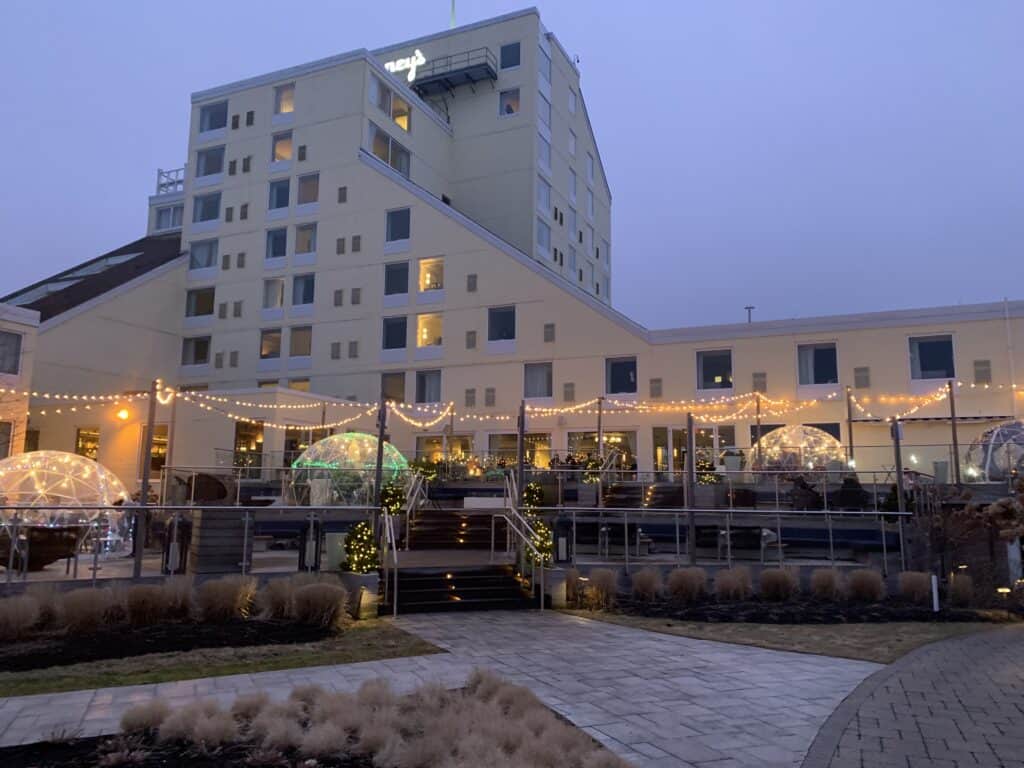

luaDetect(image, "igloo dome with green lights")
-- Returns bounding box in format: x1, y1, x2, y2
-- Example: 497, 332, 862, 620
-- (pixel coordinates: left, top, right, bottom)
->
290, 432, 409, 504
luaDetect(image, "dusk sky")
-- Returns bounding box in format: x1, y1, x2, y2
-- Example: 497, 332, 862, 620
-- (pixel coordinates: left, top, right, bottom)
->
1, 1, 1021, 328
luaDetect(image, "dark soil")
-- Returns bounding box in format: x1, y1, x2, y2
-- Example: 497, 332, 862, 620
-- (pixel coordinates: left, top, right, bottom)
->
0, 620, 332, 672
0, 734, 374, 768
616, 596, 1017, 624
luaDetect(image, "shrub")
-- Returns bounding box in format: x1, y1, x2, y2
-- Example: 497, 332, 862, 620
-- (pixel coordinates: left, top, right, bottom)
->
759, 568, 799, 602
26, 583, 61, 628
950, 573, 974, 608
121, 700, 171, 732
666, 567, 706, 603
585, 568, 618, 609
158, 700, 222, 743
256, 577, 294, 620
565, 567, 582, 606
630, 567, 662, 601
196, 576, 256, 622
292, 583, 348, 629
0, 595, 40, 641
898, 571, 932, 606
299, 722, 348, 756
810, 568, 843, 601
160, 576, 194, 620
62, 588, 119, 632
714, 566, 752, 601
230, 692, 269, 721
126, 585, 170, 627
848, 569, 886, 603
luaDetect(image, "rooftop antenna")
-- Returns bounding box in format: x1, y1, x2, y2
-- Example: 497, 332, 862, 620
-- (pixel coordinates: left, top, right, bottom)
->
450, 0, 456, 28
744, 305, 755, 323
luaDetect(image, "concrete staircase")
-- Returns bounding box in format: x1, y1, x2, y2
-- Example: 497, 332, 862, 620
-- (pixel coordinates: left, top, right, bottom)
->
380, 565, 537, 613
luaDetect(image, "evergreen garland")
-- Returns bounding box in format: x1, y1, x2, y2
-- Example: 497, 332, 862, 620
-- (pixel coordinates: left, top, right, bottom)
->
522, 481, 553, 565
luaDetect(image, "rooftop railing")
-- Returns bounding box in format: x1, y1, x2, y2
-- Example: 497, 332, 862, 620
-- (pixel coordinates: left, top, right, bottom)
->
155, 167, 185, 195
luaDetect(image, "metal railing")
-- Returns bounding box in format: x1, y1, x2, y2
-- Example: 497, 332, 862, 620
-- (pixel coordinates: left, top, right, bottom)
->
155, 167, 184, 195
381, 508, 399, 617
503, 474, 545, 610
403, 473, 427, 550
412, 47, 497, 83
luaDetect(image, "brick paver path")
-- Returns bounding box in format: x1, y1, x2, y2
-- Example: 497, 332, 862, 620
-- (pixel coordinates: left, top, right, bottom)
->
803, 625, 1024, 768
0, 611, 879, 767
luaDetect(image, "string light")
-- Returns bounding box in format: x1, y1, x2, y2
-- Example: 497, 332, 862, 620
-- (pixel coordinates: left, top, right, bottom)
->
388, 401, 455, 429
175, 393, 377, 431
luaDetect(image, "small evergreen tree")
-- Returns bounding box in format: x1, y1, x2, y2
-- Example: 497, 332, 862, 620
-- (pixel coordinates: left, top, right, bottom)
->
342, 520, 379, 573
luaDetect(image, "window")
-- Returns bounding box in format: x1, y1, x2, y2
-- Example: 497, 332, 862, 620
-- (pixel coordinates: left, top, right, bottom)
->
418, 257, 444, 291
538, 46, 551, 83
524, 362, 553, 398
383, 317, 407, 349
568, 245, 577, 272
466, 330, 477, 349
330, 341, 341, 360
500, 42, 520, 69
192, 192, 220, 222
185, 287, 215, 317
333, 289, 344, 306
155, 204, 183, 230
854, 366, 871, 389
415, 370, 441, 403
569, 130, 576, 157
537, 92, 551, 128
368, 121, 410, 177
485, 387, 496, 407
587, 152, 595, 183
296, 223, 317, 254
274, 83, 295, 114
288, 378, 310, 391
416, 314, 442, 347
233, 301, 242, 318
384, 262, 409, 295
386, 208, 411, 242
268, 179, 290, 210
569, 170, 577, 203
258, 380, 278, 389
752, 372, 767, 393
466, 273, 478, 292
351, 287, 361, 304
537, 176, 551, 215
246, 110, 254, 126
606, 357, 637, 394
292, 274, 315, 305
74, 427, 100, 460
488, 306, 516, 341
0, 332, 22, 375
199, 101, 227, 132
297, 173, 319, 204
499, 89, 520, 116
195, 146, 225, 177
543, 323, 555, 343
369, 76, 410, 131
601, 239, 610, 262
266, 228, 287, 260
697, 350, 733, 389
189, 239, 218, 270
391, 93, 411, 132
586, 189, 594, 219
0, 422, 11, 460
181, 336, 211, 366
381, 372, 405, 403
336, 237, 346, 254
910, 335, 955, 379
289, 326, 312, 357
538, 133, 551, 170
974, 359, 992, 385
260, 329, 282, 359
348, 341, 359, 359
536, 218, 550, 255
465, 388, 476, 407
272, 131, 293, 161
568, 89, 577, 114
798, 343, 838, 385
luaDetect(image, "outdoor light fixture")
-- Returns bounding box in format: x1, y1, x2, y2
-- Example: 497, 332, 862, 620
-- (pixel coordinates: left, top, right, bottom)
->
116, 408, 130, 421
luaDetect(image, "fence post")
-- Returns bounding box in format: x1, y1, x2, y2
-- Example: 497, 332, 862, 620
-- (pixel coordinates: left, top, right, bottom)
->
5, 516, 17, 586
623, 511, 630, 573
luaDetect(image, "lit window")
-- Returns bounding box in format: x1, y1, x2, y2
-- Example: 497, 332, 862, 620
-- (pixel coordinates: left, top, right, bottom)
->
199, 101, 227, 132
910, 335, 955, 380
268, 179, 290, 210
386, 208, 411, 242
798, 343, 839, 385
536, 218, 550, 256
297, 173, 319, 204
263, 278, 285, 309
488, 306, 516, 341
274, 83, 295, 114
382, 317, 408, 350
260, 329, 282, 359
295, 223, 317, 254
195, 146, 225, 177
416, 313, 443, 347
697, 350, 733, 390
524, 362, 553, 398
266, 228, 287, 260
292, 274, 315, 306
500, 42, 521, 69
537, 176, 551, 214
189, 239, 218, 270
192, 192, 220, 222
185, 287, 215, 317
272, 131, 293, 161
418, 257, 444, 292
369, 77, 410, 131
155, 205, 183, 230
0, 332, 22, 375
392, 93, 411, 131
288, 378, 310, 391
368, 121, 410, 178
182, 337, 211, 366
289, 326, 312, 357
415, 370, 441, 403
538, 92, 551, 127
499, 89, 520, 116
606, 357, 636, 394
385, 262, 409, 295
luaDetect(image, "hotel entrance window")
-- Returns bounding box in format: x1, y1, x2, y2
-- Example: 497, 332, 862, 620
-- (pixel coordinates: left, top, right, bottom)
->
697, 350, 732, 390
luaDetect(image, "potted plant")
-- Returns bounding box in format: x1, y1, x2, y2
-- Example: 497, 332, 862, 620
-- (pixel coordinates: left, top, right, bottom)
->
340, 520, 380, 619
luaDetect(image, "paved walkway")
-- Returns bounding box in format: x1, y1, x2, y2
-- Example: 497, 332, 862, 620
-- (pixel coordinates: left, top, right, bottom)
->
0, 611, 879, 767
803, 625, 1024, 768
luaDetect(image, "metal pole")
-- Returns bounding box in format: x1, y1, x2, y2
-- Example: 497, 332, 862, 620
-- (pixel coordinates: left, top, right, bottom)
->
623, 510, 629, 572
845, 385, 855, 466
374, 399, 388, 510
726, 511, 733, 568
827, 513, 835, 564
776, 512, 783, 565
947, 381, 962, 485
686, 412, 697, 566
880, 514, 889, 577
91, 522, 100, 587
5, 517, 16, 586
754, 394, 763, 469
892, 419, 906, 516
516, 400, 526, 507
898, 516, 907, 571
674, 513, 680, 564
571, 509, 577, 565
596, 396, 605, 508
133, 378, 159, 579
162, 391, 178, 504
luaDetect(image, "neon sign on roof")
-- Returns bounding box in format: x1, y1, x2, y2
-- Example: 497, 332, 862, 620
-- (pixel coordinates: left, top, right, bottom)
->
384, 49, 427, 83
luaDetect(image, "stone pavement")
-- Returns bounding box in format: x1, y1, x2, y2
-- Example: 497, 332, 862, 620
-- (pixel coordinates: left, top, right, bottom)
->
803, 625, 1024, 768
0, 611, 879, 767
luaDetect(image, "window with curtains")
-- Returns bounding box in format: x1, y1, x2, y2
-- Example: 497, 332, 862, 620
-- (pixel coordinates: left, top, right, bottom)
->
797, 343, 838, 385
909, 335, 954, 379
289, 326, 312, 357
381, 372, 405, 403
263, 278, 285, 309
415, 370, 441, 403
524, 362, 553, 399
0, 331, 22, 375
189, 239, 218, 270
292, 274, 315, 306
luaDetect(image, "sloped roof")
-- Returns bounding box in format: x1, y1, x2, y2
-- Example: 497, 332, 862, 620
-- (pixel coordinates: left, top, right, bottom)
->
1, 234, 183, 322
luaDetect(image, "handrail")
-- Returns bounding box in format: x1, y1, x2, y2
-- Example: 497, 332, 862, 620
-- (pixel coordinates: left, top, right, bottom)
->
381, 509, 399, 617
503, 472, 544, 610
403, 474, 427, 550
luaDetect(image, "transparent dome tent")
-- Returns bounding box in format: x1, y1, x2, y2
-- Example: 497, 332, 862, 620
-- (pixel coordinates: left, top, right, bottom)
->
289, 432, 409, 505
965, 420, 1024, 482
753, 425, 846, 471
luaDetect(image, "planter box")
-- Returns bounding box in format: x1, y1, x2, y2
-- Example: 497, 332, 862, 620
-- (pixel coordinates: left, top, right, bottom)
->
693, 484, 726, 509
340, 571, 380, 620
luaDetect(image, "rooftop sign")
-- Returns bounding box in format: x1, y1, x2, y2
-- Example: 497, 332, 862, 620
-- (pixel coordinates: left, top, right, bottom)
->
384, 49, 427, 82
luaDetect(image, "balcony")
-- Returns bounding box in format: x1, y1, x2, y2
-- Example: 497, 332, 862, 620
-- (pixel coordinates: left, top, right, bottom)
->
155, 167, 185, 196
411, 47, 498, 98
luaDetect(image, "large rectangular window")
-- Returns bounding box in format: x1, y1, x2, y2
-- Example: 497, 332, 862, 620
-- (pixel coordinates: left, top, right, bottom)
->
697, 350, 733, 390
798, 343, 838, 385
538, 92, 551, 128
499, 88, 520, 116
295, 223, 317, 254
910, 335, 955, 379
488, 306, 516, 341
260, 329, 282, 359
268, 179, 290, 210
272, 131, 293, 161
292, 274, 315, 306
383, 317, 408, 349
189, 239, 218, 270
181, 336, 211, 366
199, 101, 227, 132
524, 362, 553, 398
155, 204, 183, 230
0, 332, 22, 375
266, 228, 287, 259
185, 287, 215, 317
606, 357, 637, 394
416, 314, 443, 347
381, 372, 405, 403
192, 192, 220, 222
538, 46, 551, 83
368, 121, 410, 177
384, 262, 409, 295
415, 370, 441, 403
500, 42, 520, 69
289, 326, 312, 357
274, 83, 295, 114
538, 133, 551, 170
537, 176, 551, 214
536, 218, 551, 256
297, 173, 319, 204
263, 278, 285, 309
386, 208, 411, 242
418, 257, 444, 292
369, 76, 411, 131
195, 146, 225, 177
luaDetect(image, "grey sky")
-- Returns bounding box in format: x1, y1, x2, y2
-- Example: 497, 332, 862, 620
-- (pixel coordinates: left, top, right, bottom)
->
1, 1, 1020, 328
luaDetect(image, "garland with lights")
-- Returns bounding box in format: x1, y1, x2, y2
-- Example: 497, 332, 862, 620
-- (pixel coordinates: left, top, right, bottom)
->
521, 481, 553, 565
380, 482, 407, 514
341, 520, 379, 574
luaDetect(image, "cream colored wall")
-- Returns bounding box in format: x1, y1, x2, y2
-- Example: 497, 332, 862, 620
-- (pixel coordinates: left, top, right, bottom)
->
0, 307, 39, 458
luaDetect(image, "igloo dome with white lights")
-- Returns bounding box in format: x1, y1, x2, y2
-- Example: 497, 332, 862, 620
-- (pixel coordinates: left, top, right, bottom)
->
965, 420, 1024, 482
754, 425, 846, 471
290, 432, 409, 504
0, 450, 130, 527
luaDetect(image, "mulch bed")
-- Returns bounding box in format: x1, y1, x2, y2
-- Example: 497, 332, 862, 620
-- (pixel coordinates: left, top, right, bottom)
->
614, 596, 1018, 624
0, 620, 332, 673
0, 735, 374, 768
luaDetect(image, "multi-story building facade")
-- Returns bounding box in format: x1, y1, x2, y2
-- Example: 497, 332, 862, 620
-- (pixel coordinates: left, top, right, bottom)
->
2, 8, 1022, 489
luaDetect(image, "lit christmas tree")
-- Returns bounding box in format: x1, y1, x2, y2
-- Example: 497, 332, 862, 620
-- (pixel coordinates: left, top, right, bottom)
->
342, 520, 379, 573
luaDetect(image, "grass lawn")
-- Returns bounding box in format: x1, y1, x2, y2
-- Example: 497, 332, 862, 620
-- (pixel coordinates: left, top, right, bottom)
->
0, 620, 441, 698
563, 609, 1006, 664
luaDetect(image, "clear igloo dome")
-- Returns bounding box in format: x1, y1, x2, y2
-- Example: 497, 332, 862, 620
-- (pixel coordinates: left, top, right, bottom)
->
965, 420, 1024, 481
754, 425, 846, 470
290, 432, 409, 504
